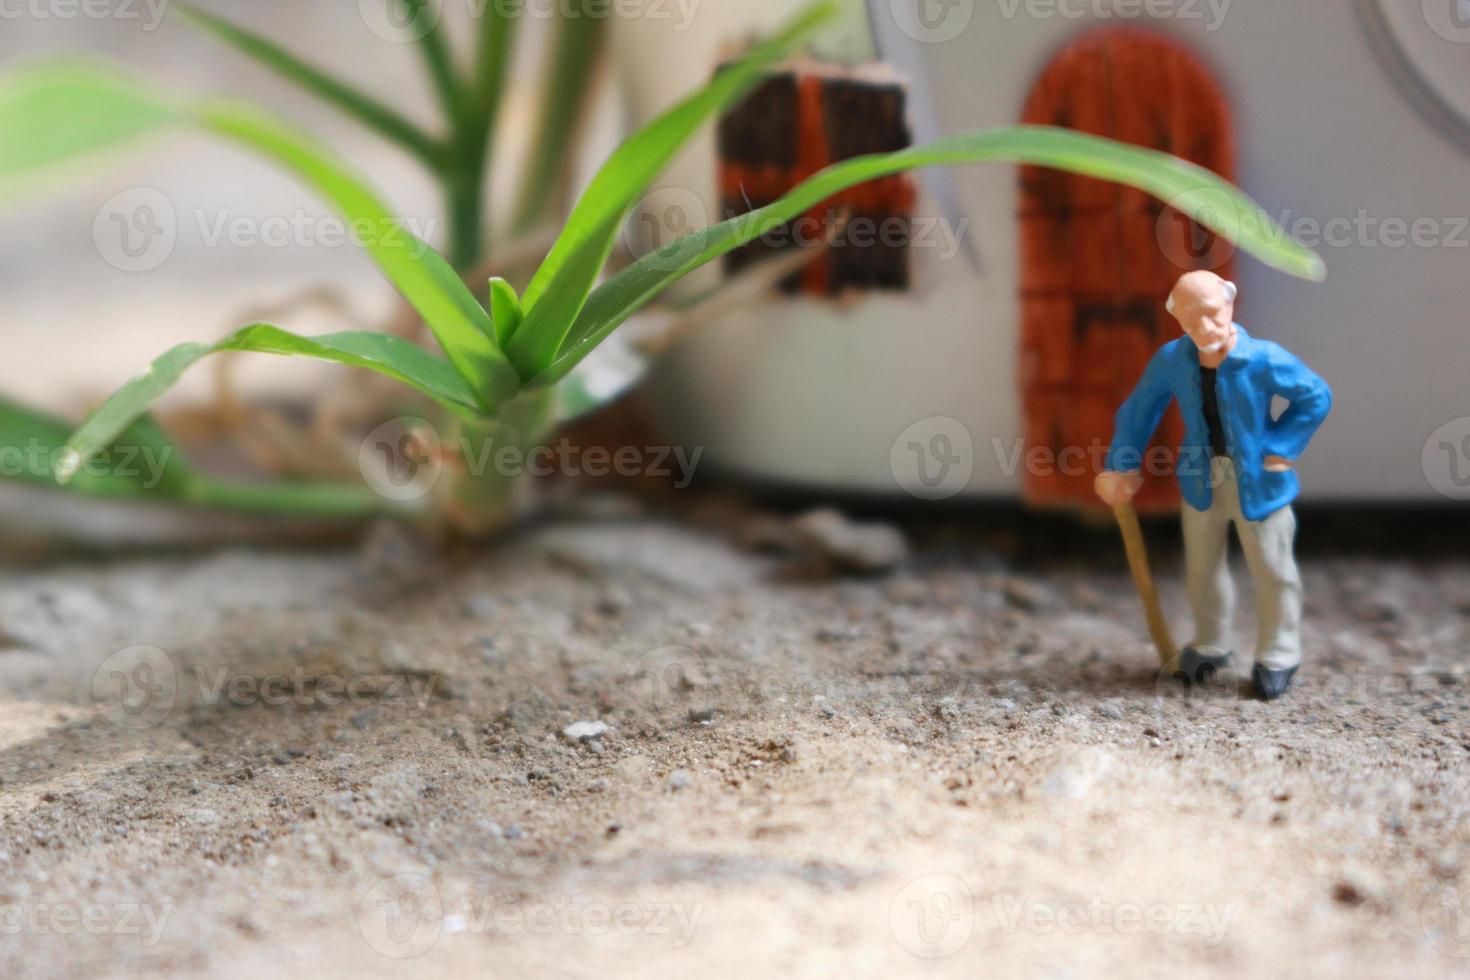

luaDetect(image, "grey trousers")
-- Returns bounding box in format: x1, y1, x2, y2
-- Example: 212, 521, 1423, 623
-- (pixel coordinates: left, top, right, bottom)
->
1181, 458, 1303, 670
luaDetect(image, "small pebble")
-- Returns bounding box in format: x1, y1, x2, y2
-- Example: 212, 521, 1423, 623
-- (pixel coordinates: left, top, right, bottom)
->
463, 593, 499, 619
884, 577, 928, 606
563, 720, 611, 741
596, 588, 631, 616
791, 508, 909, 575
1003, 577, 1052, 612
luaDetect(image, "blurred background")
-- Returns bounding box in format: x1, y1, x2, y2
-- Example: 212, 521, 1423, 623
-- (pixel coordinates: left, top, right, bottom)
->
2, 0, 1468, 521
3, 7, 1469, 978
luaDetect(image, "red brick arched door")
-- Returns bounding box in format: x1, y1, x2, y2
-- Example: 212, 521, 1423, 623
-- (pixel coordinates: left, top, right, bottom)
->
1019, 29, 1236, 513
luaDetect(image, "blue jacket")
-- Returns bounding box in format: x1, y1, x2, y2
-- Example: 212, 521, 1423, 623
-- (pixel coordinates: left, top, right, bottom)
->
1105, 326, 1332, 521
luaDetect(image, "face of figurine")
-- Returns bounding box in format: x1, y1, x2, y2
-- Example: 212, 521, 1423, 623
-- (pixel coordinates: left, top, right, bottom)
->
1168, 272, 1237, 360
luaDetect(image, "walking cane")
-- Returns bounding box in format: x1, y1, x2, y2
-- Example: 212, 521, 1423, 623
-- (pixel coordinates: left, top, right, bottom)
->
1111, 501, 1176, 666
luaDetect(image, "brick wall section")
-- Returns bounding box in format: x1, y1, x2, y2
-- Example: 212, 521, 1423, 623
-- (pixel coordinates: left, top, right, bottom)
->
1019, 29, 1236, 513
719, 68, 917, 296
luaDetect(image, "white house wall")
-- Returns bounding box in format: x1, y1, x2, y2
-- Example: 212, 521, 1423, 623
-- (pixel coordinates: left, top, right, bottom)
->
615, 0, 1469, 502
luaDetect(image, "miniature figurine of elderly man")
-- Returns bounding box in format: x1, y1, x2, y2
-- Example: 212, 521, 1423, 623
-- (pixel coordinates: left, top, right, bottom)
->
1095, 271, 1332, 700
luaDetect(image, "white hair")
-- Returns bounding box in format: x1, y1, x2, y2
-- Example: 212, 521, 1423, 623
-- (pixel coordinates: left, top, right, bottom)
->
1166, 278, 1237, 315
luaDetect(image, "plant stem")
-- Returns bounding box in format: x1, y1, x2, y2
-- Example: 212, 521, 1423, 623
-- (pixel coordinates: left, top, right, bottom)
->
445, 158, 486, 271
400, 0, 465, 127
511, 3, 605, 233
474, 0, 517, 124
434, 1, 517, 271
184, 477, 404, 519
436, 389, 556, 534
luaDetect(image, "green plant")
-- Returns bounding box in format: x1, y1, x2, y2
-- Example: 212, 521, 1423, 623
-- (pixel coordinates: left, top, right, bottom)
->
0, 1, 1324, 534
174, 0, 599, 270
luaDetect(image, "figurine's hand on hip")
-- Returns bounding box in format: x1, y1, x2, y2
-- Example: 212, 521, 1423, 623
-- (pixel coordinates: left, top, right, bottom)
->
1263, 455, 1294, 473
1094, 470, 1143, 506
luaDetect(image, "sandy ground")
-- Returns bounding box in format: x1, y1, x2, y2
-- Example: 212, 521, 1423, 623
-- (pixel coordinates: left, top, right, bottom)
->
1, 494, 1468, 979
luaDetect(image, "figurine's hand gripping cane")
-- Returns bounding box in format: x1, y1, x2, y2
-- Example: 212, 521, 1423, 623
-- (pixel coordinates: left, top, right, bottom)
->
1112, 502, 1177, 666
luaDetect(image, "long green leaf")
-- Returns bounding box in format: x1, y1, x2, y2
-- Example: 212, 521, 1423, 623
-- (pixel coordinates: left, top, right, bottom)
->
195, 103, 519, 403
0, 64, 520, 406
395, 0, 466, 128
0, 64, 180, 190
2, 396, 391, 517
57, 326, 485, 483
176, 3, 442, 167
1, 396, 194, 499
503, 0, 839, 379
434, 0, 517, 268
488, 277, 522, 348
508, 1, 602, 234
473, 0, 518, 119
530, 126, 1326, 388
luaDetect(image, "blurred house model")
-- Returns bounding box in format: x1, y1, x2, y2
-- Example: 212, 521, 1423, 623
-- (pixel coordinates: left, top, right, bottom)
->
611, 0, 1470, 507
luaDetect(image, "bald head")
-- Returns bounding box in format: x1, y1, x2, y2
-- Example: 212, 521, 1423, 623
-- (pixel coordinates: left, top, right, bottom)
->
1167, 271, 1238, 362
1167, 271, 1236, 315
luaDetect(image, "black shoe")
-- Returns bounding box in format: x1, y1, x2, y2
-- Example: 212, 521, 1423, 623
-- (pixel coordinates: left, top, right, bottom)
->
1252, 664, 1299, 701
1176, 645, 1237, 690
